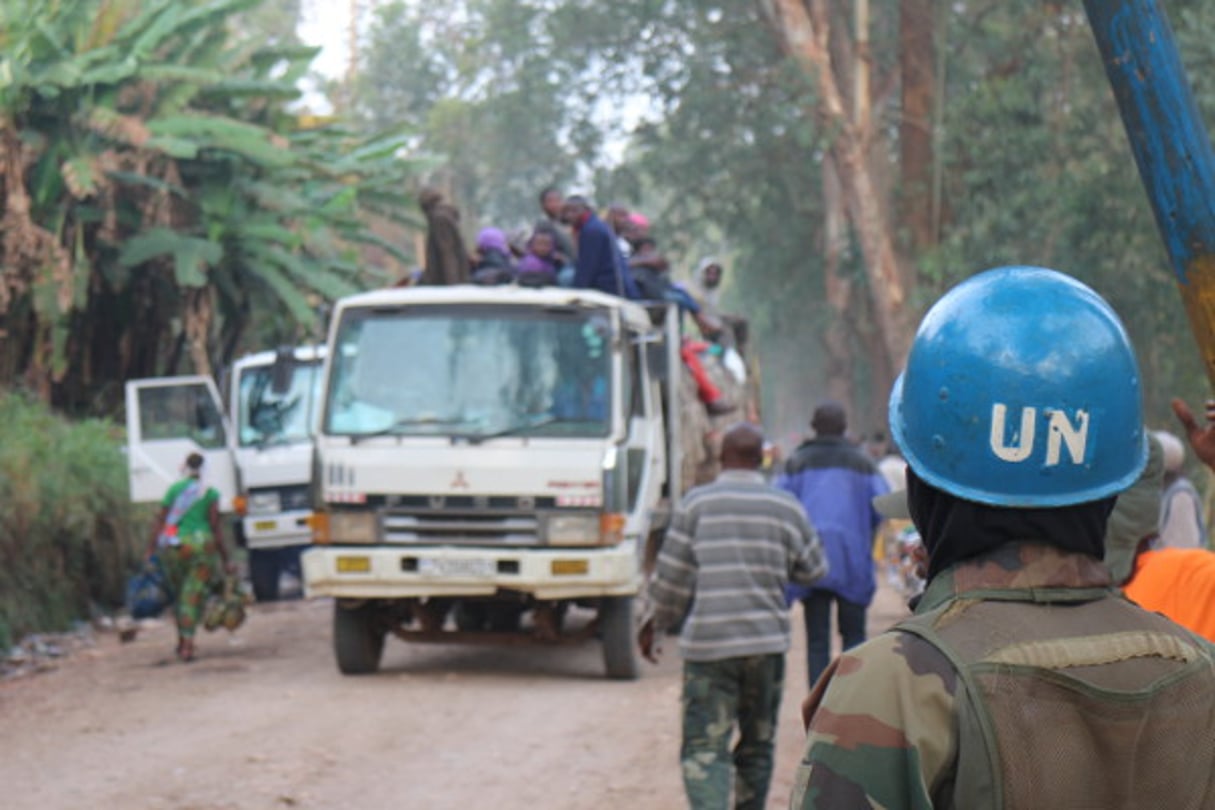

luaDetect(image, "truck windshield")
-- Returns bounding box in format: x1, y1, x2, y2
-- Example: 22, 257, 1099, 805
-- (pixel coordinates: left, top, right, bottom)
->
237, 361, 323, 447
324, 306, 613, 440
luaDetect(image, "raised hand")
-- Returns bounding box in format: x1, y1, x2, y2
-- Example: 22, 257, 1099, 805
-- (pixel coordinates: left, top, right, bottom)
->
1170, 397, 1215, 470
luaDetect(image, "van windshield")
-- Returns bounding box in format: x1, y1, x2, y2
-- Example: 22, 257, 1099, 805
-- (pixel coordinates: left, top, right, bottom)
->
324, 306, 613, 440
237, 360, 323, 447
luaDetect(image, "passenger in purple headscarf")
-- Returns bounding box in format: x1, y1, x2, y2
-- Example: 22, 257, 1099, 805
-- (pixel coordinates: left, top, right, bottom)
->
472, 227, 516, 285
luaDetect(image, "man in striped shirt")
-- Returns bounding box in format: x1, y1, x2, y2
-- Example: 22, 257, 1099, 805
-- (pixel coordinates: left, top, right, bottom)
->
639, 423, 827, 810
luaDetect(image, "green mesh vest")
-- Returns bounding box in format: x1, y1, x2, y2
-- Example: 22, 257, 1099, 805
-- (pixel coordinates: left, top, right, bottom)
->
897, 583, 1215, 809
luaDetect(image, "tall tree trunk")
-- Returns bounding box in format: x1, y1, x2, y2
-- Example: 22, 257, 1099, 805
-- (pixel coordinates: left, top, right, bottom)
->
899, 0, 937, 251
183, 287, 214, 379
821, 160, 856, 411
851, 290, 895, 433
763, 0, 917, 370
25, 324, 53, 403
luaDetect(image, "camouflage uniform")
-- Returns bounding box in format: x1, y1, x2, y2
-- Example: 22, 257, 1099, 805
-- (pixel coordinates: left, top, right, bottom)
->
682, 655, 784, 810
791, 542, 1215, 809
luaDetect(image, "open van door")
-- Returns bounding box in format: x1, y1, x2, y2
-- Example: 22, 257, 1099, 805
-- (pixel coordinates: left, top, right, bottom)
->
125, 376, 238, 511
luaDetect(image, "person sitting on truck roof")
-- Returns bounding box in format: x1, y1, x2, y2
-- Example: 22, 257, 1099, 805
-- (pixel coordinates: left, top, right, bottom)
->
605, 201, 634, 257
628, 235, 707, 326
536, 185, 576, 262
622, 211, 651, 248
561, 195, 640, 300
418, 188, 471, 286
629, 236, 674, 300
515, 227, 566, 288
691, 256, 750, 356
471, 227, 516, 286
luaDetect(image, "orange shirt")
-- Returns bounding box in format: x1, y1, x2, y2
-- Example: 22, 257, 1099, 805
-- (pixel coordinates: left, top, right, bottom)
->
1123, 548, 1215, 643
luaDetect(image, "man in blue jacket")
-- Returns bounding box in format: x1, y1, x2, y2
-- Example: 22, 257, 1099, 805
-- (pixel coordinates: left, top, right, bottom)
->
561, 195, 640, 299
777, 401, 889, 687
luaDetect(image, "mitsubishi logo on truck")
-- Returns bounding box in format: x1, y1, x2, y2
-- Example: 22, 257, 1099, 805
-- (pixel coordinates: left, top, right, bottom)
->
451, 470, 470, 489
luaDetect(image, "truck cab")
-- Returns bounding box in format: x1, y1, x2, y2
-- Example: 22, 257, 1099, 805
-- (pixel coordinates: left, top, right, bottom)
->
125, 345, 325, 601
303, 285, 683, 679
229, 346, 326, 599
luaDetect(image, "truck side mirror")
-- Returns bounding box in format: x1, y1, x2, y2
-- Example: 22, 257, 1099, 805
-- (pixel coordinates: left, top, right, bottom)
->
270, 346, 296, 395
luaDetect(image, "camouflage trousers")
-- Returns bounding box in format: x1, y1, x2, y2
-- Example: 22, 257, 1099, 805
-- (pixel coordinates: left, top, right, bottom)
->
681, 653, 785, 810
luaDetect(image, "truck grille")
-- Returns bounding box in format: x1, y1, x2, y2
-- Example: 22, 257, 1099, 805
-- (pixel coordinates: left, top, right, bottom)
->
381, 509, 540, 545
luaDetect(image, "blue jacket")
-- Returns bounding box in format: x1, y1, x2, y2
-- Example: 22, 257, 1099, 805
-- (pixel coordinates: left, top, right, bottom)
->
777, 436, 889, 605
573, 213, 640, 299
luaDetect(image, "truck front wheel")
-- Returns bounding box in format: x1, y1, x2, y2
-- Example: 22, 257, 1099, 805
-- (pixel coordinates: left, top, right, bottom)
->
600, 596, 640, 680
333, 602, 386, 675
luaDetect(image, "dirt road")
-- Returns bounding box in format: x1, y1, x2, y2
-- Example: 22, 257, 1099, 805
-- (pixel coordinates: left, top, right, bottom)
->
0, 585, 910, 810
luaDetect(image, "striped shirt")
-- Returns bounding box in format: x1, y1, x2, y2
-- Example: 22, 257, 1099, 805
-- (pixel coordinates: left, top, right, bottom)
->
648, 469, 828, 662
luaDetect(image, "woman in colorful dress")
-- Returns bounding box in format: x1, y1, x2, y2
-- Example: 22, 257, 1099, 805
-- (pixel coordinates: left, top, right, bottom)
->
145, 452, 233, 662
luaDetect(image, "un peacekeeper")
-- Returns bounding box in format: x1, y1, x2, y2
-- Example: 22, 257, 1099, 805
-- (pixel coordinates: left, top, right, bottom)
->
790, 267, 1215, 809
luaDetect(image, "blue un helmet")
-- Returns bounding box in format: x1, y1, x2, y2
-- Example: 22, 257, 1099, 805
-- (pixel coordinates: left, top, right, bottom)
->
889, 266, 1147, 508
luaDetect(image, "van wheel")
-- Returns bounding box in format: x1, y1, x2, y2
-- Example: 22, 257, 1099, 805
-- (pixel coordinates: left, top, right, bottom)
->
333, 602, 385, 675
600, 596, 639, 680
249, 549, 280, 602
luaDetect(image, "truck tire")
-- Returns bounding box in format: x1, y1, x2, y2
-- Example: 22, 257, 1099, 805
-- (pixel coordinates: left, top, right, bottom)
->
333, 602, 385, 675
600, 596, 640, 680
454, 600, 487, 632
249, 549, 280, 602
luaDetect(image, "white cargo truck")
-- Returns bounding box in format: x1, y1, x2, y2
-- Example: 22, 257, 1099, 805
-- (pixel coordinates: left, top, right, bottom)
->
302, 285, 705, 679
125, 345, 325, 601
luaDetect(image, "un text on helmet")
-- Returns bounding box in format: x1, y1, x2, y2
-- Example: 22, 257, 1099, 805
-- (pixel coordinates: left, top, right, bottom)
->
989, 404, 1089, 466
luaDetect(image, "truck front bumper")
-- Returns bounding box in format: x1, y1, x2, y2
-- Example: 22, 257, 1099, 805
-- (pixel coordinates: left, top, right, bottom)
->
242, 509, 312, 550
301, 540, 641, 601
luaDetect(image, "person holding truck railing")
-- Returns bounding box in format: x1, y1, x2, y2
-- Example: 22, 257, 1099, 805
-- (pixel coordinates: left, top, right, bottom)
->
641, 422, 827, 810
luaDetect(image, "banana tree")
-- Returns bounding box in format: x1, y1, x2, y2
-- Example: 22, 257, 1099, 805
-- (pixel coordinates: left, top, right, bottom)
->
0, 0, 427, 412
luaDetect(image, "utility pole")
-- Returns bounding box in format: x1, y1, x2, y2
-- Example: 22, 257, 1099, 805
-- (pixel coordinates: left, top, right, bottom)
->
1085, 0, 1215, 388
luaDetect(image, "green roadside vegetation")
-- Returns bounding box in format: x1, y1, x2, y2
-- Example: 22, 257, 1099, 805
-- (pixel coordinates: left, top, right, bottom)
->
0, 391, 149, 650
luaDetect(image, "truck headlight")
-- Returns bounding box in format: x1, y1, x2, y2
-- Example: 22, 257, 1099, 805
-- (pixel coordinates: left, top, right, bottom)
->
328, 510, 380, 544
541, 512, 600, 546
247, 490, 282, 516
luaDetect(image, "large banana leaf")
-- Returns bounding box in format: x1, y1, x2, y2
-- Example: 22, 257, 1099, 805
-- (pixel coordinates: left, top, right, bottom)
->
238, 255, 315, 325
119, 227, 221, 287
235, 220, 301, 250
257, 244, 361, 301
149, 113, 294, 167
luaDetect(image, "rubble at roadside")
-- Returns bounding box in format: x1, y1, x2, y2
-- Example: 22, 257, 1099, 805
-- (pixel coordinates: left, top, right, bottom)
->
1, 615, 150, 681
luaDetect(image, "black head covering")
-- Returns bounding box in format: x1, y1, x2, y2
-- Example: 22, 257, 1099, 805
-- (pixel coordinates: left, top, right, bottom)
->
905, 467, 1116, 582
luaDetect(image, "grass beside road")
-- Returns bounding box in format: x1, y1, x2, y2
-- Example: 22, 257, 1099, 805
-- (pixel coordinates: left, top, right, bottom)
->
0, 391, 146, 650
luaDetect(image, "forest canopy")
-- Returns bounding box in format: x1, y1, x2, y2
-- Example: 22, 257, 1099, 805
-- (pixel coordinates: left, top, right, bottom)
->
2, 0, 1214, 439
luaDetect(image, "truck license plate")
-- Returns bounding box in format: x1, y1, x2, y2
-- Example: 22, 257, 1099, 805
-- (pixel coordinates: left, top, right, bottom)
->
254, 520, 276, 531
337, 555, 371, 573
418, 557, 495, 578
